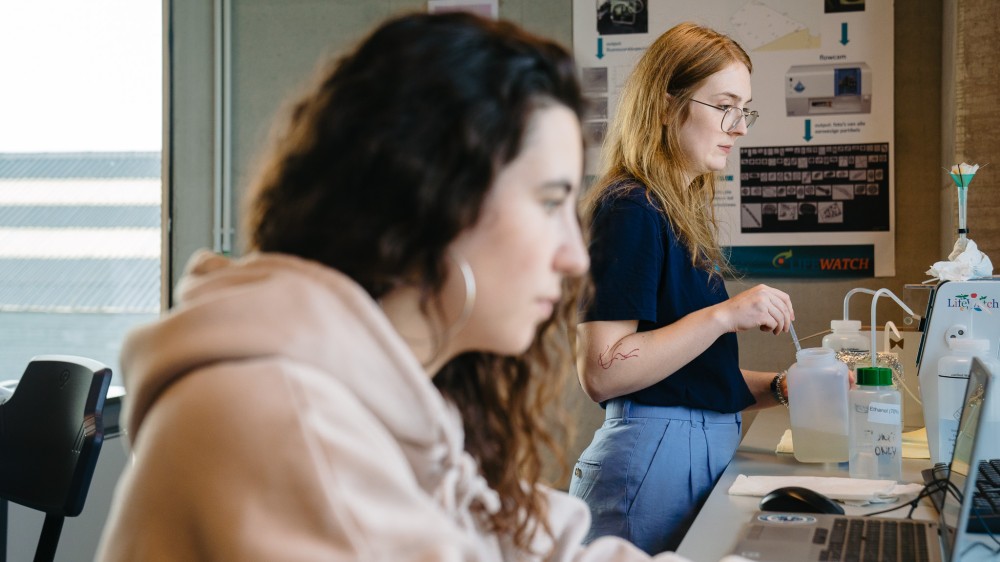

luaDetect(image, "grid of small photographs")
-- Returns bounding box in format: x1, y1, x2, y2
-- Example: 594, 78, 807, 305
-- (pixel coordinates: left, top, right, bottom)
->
739, 143, 889, 233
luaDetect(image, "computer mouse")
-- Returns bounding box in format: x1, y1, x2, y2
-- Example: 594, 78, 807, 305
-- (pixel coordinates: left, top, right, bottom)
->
759, 486, 845, 515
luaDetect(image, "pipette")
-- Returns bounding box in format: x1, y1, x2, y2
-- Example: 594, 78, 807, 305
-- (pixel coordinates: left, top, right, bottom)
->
789, 321, 801, 352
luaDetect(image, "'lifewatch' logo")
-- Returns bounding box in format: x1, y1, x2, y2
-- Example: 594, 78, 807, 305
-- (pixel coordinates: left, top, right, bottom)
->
727, 245, 874, 278
947, 292, 998, 312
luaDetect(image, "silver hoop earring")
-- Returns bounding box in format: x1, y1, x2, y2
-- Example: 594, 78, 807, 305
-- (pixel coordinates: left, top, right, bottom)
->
446, 250, 476, 336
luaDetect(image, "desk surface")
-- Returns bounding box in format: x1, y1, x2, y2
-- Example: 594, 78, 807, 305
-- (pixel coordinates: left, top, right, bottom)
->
676, 407, 937, 561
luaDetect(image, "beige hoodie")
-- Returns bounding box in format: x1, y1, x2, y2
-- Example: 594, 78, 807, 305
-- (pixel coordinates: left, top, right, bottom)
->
96, 250, 741, 561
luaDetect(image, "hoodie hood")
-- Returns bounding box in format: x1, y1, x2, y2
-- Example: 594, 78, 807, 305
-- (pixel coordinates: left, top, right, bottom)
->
100, 252, 696, 562
121, 250, 462, 471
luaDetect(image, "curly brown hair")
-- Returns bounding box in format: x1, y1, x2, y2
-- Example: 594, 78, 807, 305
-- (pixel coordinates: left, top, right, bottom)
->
243, 11, 585, 553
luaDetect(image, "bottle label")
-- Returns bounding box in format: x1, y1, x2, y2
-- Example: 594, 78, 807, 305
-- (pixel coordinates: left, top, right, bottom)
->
867, 402, 901, 424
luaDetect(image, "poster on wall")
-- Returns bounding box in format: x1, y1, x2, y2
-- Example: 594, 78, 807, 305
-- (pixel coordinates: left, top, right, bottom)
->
573, 0, 894, 277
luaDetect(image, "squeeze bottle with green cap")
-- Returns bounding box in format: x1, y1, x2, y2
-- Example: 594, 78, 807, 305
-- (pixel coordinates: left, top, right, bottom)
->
849, 366, 902, 481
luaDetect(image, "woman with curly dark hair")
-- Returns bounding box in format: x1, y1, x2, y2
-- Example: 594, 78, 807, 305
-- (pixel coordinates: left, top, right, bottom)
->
96, 11, 730, 562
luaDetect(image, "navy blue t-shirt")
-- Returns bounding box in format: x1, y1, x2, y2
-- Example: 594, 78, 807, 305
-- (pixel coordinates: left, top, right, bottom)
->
584, 184, 755, 413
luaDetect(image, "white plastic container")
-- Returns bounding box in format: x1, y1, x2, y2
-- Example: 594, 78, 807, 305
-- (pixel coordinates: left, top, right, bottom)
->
935, 338, 991, 462
788, 347, 851, 462
821, 319, 870, 353
849, 366, 902, 481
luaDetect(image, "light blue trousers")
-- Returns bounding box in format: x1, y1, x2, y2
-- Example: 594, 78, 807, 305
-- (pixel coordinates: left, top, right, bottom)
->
569, 398, 742, 554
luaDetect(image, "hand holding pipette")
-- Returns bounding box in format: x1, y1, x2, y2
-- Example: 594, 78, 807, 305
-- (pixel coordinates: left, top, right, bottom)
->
789, 321, 801, 352
717, 284, 795, 335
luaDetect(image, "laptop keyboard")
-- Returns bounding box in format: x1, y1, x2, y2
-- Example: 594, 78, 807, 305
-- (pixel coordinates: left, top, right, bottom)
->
817, 518, 932, 562
970, 458, 1000, 534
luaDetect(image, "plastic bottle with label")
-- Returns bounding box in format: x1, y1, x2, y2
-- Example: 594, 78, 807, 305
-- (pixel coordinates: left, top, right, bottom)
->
849, 366, 903, 481
936, 338, 991, 462
787, 347, 850, 463
821, 319, 870, 353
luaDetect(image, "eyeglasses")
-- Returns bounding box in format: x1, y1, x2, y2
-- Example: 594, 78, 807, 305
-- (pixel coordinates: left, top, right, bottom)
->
690, 99, 758, 133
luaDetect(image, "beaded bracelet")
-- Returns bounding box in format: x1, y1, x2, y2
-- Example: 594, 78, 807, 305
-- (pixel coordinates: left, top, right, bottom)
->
770, 370, 789, 408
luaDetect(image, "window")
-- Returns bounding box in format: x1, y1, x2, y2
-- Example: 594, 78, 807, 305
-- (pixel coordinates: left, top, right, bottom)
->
0, 1, 162, 384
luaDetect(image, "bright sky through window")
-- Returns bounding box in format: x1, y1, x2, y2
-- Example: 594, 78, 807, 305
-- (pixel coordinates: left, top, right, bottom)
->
0, 0, 162, 152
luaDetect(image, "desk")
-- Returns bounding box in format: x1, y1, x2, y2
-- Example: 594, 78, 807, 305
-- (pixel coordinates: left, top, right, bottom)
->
676, 407, 937, 561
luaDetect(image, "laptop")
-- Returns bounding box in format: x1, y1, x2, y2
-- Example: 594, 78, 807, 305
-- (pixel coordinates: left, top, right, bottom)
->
728, 356, 999, 562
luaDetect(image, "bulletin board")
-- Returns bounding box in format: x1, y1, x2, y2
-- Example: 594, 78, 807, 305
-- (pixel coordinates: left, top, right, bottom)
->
573, 0, 895, 277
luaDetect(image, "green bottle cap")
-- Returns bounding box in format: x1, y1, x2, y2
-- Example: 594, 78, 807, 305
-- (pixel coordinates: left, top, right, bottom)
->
856, 366, 893, 386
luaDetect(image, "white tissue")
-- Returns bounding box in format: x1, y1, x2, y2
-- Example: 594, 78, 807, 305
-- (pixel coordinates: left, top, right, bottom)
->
927, 238, 993, 281
728, 474, 924, 505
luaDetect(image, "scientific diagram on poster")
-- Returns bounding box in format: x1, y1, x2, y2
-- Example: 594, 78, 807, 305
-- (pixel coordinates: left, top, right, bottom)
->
574, 0, 895, 277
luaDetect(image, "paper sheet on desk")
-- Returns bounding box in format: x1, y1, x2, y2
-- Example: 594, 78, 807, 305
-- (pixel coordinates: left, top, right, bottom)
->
775, 428, 930, 459
728, 474, 923, 505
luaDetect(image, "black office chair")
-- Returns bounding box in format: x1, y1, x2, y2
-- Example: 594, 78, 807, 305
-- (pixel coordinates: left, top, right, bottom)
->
0, 355, 112, 562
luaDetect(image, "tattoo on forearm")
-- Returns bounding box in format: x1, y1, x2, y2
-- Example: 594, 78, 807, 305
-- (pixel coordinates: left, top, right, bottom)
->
598, 343, 639, 369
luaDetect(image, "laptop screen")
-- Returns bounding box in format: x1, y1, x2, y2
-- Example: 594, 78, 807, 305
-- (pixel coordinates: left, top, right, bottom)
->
938, 356, 992, 557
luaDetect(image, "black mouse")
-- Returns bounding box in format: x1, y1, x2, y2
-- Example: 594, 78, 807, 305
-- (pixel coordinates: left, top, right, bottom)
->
759, 486, 845, 515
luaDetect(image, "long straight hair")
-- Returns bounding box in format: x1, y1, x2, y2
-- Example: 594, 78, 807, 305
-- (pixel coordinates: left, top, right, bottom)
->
583, 22, 751, 273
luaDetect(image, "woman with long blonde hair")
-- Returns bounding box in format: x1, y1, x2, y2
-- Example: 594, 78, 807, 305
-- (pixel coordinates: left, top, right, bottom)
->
569, 22, 795, 554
